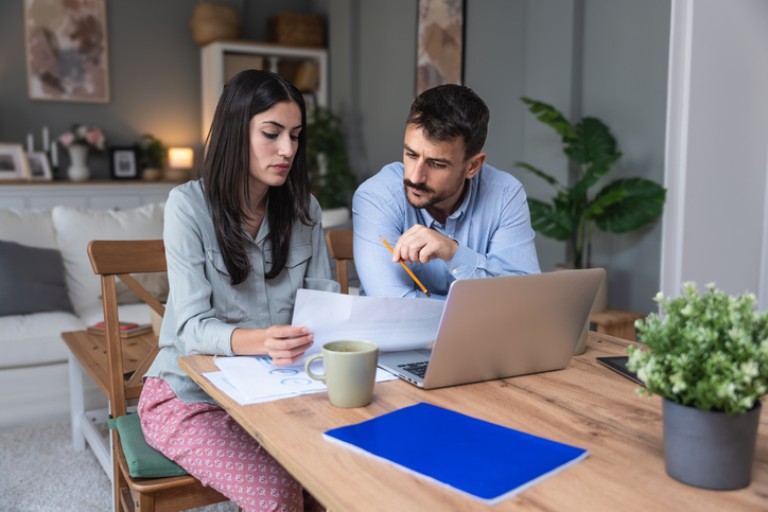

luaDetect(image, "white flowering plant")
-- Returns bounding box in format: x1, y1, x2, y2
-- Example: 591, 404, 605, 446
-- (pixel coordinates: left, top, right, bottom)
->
58, 123, 106, 151
627, 282, 768, 414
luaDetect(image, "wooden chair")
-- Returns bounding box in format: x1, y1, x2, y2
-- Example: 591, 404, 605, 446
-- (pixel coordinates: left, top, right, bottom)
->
87, 240, 230, 512
325, 229, 354, 294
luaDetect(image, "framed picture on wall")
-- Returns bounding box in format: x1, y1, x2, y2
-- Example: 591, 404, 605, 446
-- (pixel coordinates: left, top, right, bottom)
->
110, 147, 139, 180
27, 151, 53, 180
24, 0, 110, 103
0, 144, 31, 180
416, 0, 465, 95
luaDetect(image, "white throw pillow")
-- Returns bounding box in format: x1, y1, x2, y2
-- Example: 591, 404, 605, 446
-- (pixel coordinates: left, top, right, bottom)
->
0, 208, 57, 249
52, 203, 165, 316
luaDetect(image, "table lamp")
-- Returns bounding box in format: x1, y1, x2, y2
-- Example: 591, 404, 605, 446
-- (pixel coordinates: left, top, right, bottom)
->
165, 147, 193, 181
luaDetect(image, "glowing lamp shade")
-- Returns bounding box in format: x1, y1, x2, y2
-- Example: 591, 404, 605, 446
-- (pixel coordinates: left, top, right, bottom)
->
165, 147, 194, 181
168, 147, 194, 168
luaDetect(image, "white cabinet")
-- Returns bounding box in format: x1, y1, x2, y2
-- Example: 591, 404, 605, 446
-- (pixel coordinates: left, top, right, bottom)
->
200, 41, 328, 141
0, 182, 178, 210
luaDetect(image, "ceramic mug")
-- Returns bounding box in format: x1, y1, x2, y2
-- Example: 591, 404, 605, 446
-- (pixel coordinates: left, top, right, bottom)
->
305, 340, 378, 408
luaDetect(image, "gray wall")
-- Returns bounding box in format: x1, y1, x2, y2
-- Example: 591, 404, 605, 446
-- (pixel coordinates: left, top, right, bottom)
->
331, 0, 670, 312
0, 0, 670, 312
0, 0, 312, 179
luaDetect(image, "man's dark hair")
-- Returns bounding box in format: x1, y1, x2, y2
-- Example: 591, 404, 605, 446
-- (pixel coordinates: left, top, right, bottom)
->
203, 69, 311, 284
406, 84, 490, 160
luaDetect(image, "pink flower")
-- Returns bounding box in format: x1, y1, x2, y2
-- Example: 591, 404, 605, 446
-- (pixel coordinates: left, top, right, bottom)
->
58, 124, 106, 151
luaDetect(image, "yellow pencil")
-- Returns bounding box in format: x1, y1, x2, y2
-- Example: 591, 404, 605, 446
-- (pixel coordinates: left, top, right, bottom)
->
380, 236, 431, 297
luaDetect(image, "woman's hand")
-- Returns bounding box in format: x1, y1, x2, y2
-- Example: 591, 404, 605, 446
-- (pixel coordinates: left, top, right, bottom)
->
263, 325, 314, 366
231, 325, 314, 366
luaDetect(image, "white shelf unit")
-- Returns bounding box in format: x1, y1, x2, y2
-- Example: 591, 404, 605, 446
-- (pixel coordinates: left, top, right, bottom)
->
0, 181, 177, 210
200, 41, 328, 142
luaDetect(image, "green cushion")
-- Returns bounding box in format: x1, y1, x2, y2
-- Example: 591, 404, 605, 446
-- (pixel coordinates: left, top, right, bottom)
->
109, 414, 188, 478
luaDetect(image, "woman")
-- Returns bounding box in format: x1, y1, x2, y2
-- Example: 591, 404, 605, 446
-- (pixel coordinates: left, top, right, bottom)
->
138, 69, 337, 511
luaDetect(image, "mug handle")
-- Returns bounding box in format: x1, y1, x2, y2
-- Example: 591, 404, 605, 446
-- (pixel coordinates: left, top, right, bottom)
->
304, 354, 326, 383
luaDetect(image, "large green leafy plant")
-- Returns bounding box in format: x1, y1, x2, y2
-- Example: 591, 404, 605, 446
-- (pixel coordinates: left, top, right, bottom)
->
306, 106, 357, 209
627, 283, 768, 414
515, 97, 666, 268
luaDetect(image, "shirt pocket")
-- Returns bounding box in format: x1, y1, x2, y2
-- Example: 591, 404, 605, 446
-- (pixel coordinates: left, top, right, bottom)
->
264, 243, 313, 320
206, 248, 249, 322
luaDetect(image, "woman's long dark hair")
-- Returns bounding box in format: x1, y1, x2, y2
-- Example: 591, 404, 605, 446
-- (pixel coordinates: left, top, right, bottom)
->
203, 69, 312, 284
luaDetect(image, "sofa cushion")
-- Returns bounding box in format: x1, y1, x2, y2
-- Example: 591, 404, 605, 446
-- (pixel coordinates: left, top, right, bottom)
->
52, 203, 165, 317
0, 240, 74, 316
0, 311, 85, 368
0, 208, 57, 249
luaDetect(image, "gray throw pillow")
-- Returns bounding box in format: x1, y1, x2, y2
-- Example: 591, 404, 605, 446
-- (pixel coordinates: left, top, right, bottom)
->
0, 240, 74, 316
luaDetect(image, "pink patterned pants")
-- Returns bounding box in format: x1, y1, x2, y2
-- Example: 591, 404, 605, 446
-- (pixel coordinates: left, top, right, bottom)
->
138, 377, 323, 512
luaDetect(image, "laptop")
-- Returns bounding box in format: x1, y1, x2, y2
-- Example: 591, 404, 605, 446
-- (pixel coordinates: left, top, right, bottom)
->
377, 268, 605, 389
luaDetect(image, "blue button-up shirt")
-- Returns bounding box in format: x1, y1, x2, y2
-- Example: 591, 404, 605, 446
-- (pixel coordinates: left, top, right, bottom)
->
352, 162, 540, 300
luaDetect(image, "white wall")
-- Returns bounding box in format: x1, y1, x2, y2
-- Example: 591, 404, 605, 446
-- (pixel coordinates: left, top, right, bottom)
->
662, 0, 768, 306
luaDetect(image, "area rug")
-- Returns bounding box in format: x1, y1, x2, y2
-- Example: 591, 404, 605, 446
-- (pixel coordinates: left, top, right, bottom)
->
0, 421, 237, 511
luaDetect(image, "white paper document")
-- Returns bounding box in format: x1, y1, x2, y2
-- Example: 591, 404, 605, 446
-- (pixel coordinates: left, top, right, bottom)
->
291, 289, 445, 351
210, 355, 397, 405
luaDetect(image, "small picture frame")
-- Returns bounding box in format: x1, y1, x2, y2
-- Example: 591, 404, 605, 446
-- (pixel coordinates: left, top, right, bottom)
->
110, 147, 139, 179
0, 143, 31, 180
27, 151, 53, 180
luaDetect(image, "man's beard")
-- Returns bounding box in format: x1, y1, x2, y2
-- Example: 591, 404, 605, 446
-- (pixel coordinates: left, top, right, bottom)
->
403, 179, 439, 209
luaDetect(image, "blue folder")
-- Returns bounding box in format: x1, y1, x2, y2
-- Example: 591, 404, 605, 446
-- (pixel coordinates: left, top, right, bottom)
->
323, 402, 588, 504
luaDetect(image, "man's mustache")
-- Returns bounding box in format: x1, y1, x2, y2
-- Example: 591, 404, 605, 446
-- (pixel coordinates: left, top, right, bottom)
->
404, 180, 434, 193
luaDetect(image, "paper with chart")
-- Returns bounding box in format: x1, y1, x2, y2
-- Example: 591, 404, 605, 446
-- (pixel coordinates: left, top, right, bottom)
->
291, 289, 446, 351
211, 355, 397, 404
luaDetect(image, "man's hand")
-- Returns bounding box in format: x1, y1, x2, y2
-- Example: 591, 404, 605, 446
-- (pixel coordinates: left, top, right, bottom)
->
392, 225, 458, 264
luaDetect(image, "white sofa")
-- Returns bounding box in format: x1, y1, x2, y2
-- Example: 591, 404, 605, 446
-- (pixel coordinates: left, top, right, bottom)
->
0, 203, 351, 429
0, 204, 168, 428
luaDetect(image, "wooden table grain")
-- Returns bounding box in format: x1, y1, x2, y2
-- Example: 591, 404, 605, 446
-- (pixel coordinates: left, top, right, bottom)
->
179, 333, 768, 511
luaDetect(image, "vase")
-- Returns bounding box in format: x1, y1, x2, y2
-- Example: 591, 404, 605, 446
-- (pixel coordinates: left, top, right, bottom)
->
67, 144, 90, 182
662, 398, 761, 490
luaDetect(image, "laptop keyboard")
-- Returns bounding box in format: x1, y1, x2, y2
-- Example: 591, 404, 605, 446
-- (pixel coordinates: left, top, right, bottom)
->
398, 361, 429, 378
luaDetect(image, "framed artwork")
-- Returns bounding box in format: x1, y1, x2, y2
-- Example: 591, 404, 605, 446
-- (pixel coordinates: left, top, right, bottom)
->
416, 0, 465, 95
0, 144, 31, 180
110, 147, 139, 179
27, 151, 53, 180
24, 0, 110, 103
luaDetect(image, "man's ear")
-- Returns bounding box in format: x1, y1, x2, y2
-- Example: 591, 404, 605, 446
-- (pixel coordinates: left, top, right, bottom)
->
465, 152, 486, 179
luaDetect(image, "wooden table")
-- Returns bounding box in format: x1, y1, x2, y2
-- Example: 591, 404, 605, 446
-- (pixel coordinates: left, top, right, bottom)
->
179, 333, 768, 511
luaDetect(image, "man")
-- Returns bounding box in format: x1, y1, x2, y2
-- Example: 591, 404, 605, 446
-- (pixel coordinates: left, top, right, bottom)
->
352, 84, 540, 300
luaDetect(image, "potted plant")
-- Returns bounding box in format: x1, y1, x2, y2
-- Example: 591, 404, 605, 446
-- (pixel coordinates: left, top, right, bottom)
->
306, 106, 357, 211
133, 133, 165, 180
515, 97, 666, 270
627, 282, 768, 490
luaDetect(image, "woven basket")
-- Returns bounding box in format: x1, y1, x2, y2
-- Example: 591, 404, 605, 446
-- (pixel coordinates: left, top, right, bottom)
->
190, 3, 241, 46
268, 12, 325, 47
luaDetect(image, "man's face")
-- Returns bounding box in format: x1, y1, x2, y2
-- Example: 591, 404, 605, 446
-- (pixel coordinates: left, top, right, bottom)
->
402, 124, 483, 217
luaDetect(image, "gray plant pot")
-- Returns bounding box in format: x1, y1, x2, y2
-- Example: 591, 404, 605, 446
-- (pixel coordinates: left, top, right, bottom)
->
663, 398, 761, 490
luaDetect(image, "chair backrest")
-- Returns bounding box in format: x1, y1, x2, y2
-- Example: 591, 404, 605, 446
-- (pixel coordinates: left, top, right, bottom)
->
325, 229, 354, 294
87, 239, 166, 417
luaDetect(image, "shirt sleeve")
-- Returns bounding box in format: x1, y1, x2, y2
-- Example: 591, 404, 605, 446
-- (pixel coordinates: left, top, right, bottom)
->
163, 189, 236, 357
447, 182, 540, 279
352, 178, 426, 299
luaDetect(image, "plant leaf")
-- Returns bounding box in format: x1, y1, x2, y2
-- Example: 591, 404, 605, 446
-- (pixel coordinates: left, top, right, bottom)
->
520, 97, 576, 140
593, 178, 667, 233
565, 117, 618, 166
528, 198, 573, 240
569, 152, 622, 200
514, 162, 561, 188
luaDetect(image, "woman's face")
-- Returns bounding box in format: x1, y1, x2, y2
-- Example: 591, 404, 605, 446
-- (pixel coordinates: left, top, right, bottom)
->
248, 100, 302, 191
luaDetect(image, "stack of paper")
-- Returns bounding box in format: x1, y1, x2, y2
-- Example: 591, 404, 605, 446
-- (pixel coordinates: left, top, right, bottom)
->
207, 355, 397, 405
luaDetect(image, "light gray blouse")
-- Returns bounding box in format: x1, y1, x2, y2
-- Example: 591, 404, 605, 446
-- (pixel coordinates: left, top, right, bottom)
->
145, 180, 339, 404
